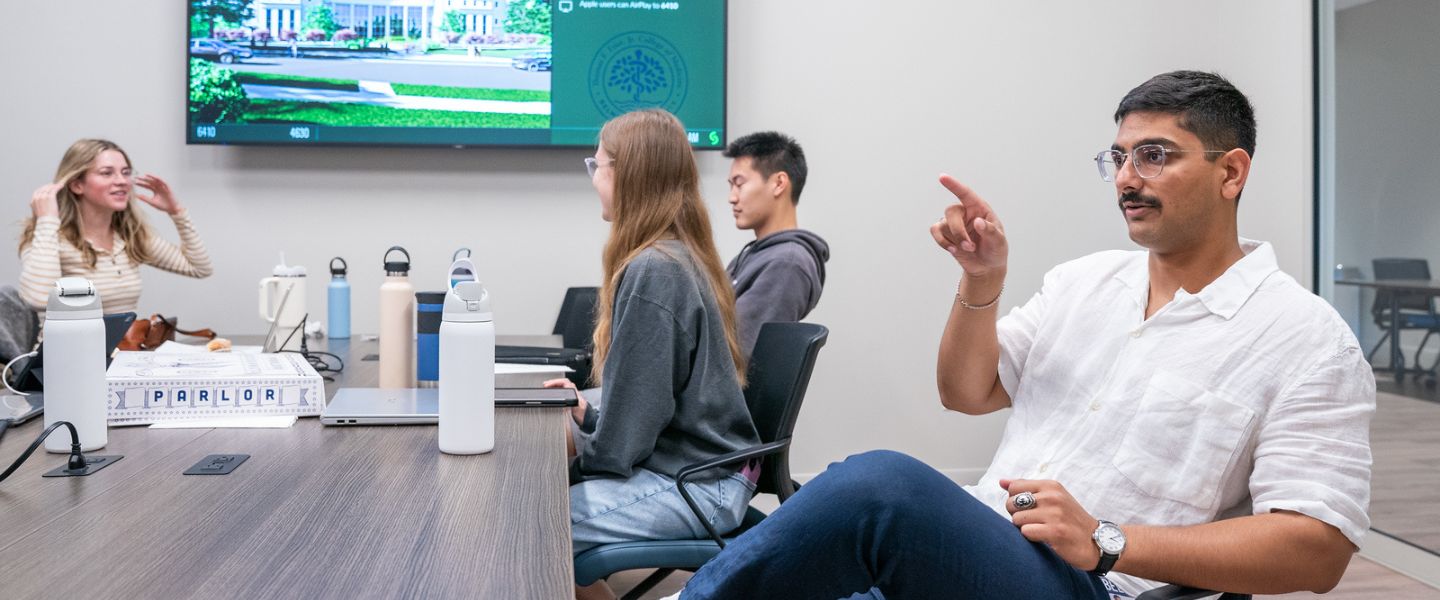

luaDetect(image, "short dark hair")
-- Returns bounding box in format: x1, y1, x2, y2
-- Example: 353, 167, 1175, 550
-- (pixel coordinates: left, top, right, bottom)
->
723, 131, 808, 204
1114, 71, 1256, 159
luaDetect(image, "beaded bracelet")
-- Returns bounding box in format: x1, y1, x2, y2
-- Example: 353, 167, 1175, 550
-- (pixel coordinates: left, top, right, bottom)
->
956, 281, 1004, 310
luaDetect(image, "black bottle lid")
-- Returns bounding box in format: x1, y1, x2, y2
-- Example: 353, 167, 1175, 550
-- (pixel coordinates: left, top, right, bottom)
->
383, 246, 410, 275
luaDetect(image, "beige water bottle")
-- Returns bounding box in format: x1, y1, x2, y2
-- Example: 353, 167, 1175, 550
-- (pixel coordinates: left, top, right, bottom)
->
378, 246, 415, 389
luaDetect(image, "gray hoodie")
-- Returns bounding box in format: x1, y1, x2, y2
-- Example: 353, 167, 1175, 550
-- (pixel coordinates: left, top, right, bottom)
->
726, 229, 829, 355
571, 241, 760, 483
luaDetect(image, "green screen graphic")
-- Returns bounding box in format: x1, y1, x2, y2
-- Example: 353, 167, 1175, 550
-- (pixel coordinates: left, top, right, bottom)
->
552, 0, 724, 147
186, 0, 724, 148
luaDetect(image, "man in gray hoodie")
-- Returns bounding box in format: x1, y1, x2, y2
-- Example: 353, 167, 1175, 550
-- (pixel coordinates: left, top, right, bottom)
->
723, 132, 831, 355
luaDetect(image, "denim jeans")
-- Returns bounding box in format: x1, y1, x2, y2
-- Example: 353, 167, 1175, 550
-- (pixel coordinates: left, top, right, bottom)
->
681, 450, 1113, 600
571, 467, 755, 556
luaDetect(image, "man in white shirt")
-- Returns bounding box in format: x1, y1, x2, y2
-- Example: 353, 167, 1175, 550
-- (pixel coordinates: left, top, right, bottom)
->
676, 71, 1373, 599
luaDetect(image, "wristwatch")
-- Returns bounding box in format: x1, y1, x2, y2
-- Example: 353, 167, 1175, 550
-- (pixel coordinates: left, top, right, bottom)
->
1090, 520, 1126, 576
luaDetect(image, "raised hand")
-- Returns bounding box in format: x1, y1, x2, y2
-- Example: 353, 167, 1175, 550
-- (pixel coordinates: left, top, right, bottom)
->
30, 183, 62, 218
133, 174, 182, 215
928, 174, 1008, 278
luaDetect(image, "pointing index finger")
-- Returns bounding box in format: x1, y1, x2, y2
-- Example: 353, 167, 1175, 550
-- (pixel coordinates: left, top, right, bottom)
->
938, 173, 976, 205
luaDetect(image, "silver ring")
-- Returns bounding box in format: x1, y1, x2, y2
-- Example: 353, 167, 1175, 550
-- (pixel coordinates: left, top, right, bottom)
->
1013, 491, 1037, 511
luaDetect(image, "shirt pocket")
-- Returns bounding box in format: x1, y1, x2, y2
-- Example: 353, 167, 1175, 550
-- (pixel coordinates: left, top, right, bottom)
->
1112, 371, 1256, 510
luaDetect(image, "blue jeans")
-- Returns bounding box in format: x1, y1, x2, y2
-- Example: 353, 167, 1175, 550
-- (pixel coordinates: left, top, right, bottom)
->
682, 450, 1112, 600
571, 468, 755, 556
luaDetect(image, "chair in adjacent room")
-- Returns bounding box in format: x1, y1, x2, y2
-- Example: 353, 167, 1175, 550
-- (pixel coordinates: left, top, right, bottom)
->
572, 322, 829, 600
1367, 258, 1440, 379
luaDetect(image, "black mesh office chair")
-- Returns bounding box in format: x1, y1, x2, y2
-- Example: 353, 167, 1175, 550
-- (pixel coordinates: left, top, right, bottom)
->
1367, 259, 1440, 378
551, 286, 598, 386
0, 285, 39, 368
553, 286, 599, 351
572, 322, 829, 599
1139, 585, 1251, 599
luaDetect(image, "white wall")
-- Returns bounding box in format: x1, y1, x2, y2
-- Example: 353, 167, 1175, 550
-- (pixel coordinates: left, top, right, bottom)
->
0, 1, 1314, 481
1334, 0, 1440, 364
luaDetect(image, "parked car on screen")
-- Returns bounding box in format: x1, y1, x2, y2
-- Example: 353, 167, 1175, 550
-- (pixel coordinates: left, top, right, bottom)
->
190, 39, 253, 64
512, 51, 552, 72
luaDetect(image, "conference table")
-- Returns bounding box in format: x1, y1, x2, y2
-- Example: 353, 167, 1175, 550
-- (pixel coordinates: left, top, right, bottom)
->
1335, 277, 1440, 381
0, 335, 575, 599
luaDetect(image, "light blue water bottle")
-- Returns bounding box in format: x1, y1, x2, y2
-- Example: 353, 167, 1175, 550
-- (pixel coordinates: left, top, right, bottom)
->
328, 257, 351, 339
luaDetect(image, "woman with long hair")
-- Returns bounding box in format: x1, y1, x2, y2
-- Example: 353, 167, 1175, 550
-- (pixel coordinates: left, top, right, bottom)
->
547, 109, 759, 600
18, 139, 213, 314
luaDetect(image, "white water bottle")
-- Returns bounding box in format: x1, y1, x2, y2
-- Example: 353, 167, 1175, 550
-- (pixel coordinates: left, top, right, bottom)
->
43, 277, 107, 453
439, 276, 495, 455
259, 253, 308, 352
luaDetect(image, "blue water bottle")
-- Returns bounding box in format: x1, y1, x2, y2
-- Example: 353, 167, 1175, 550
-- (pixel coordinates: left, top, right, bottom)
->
416, 290, 446, 387
328, 257, 351, 339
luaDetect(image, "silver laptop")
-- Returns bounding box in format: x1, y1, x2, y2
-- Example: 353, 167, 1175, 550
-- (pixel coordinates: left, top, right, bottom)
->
321, 387, 579, 425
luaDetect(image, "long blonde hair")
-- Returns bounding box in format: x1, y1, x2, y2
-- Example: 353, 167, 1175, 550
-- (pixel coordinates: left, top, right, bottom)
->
18, 139, 153, 267
591, 109, 746, 387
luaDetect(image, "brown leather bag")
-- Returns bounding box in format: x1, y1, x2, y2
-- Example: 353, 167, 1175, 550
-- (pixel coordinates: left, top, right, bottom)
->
118, 314, 217, 351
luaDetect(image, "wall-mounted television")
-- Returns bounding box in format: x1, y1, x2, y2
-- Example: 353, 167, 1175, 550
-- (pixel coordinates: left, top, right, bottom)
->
186, 0, 726, 148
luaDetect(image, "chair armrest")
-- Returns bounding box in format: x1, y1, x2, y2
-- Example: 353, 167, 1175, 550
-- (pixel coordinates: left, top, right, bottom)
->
1136, 584, 1250, 600
674, 439, 791, 548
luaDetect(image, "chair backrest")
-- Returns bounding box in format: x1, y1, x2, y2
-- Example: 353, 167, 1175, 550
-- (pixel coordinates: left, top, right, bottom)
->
0, 285, 39, 364
743, 322, 829, 501
1371, 258, 1434, 316
552, 286, 599, 350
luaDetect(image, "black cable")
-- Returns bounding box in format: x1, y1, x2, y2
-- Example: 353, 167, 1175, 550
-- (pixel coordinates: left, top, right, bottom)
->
281, 349, 345, 382
276, 313, 305, 354
0, 419, 87, 483
273, 313, 345, 381
295, 319, 345, 376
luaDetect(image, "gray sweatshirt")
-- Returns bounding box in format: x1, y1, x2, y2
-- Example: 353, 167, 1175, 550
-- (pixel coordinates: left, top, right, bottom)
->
726, 229, 829, 356
571, 241, 760, 483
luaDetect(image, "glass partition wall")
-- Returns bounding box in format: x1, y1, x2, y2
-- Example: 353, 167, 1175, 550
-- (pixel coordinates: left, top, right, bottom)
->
1318, 0, 1440, 562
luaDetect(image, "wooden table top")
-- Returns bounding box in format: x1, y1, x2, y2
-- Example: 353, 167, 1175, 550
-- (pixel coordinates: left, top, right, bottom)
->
0, 335, 573, 599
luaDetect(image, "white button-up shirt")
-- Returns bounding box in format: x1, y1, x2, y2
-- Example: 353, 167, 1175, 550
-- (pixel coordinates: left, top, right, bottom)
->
963, 240, 1374, 597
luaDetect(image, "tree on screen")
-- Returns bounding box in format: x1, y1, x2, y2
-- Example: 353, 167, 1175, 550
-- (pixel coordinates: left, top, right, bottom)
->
304, 5, 340, 37
609, 50, 667, 103
440, 11, 468, 34
191, 0, 255, 39
505, 0, 551, 36
189, 59, 250, 124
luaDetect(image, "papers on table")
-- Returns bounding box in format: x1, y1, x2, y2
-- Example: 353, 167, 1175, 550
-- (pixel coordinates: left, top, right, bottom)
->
149, 416, 298, 429
154, 341, 265, 354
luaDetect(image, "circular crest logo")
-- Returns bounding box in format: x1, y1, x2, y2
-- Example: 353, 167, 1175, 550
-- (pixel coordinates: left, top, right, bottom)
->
589, 31, 689, 117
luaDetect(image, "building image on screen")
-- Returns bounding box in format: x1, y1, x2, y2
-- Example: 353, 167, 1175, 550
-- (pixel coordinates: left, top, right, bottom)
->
186, 0, 726, 149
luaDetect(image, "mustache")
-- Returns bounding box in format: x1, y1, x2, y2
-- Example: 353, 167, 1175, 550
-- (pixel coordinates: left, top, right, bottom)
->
1119, 192, 1161, 209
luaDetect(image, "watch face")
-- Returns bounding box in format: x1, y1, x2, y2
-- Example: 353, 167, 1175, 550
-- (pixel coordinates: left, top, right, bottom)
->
1096, 524, 1126, 554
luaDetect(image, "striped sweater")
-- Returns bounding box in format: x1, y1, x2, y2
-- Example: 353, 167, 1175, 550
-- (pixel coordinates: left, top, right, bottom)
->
19, 211, 213, 315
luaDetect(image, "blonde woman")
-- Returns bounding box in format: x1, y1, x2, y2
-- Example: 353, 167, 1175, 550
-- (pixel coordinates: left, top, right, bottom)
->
18, 139, 212, 314
546, 109, 759, 600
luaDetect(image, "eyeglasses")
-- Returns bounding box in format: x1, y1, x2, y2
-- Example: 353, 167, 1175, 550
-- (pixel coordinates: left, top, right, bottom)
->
584, 157, 614, 178
1094, 144, 1228, 182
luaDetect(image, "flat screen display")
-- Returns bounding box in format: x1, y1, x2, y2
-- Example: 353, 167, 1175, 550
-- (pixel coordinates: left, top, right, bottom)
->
186, 0, 726, 148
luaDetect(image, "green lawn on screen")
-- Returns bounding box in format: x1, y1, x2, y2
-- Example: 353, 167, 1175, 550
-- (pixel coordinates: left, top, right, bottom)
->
390, 84, 549, 102
232, 71, 549, 103
245, 99, 549, 128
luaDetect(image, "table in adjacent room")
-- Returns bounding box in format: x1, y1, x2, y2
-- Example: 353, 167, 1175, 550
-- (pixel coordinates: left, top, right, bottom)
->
1335, 277, 1440, 381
